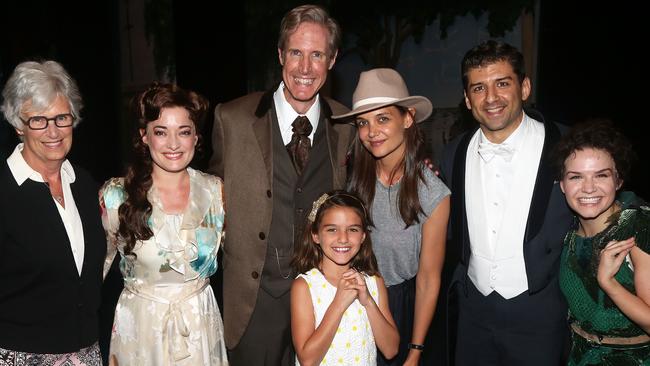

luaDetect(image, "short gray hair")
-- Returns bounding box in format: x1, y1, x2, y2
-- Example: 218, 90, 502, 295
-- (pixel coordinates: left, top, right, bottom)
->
1, 60, 83, 130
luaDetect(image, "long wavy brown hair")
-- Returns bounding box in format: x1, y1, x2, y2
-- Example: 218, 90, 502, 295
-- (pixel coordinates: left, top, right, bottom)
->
292, 190, 379, 276
349, 105, 426, 228
117, 82, 208, 256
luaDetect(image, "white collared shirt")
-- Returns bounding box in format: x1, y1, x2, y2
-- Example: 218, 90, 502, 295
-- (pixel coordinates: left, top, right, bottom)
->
273, 81, 320, 145
465, 113, 545, 299
7, 143, 85, 275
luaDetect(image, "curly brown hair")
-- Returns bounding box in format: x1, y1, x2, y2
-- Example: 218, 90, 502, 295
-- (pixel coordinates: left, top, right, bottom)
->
552, 118, 636, 183
117, 82, 208, 256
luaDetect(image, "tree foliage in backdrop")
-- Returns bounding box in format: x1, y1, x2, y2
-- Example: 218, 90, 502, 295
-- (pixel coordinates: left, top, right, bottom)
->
144, 0, 175, 81
231, 0, 533, 90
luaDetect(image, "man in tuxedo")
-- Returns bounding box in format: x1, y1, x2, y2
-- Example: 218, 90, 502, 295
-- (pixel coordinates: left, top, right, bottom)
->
440, 40, 572, 365
207, 5, 354, 365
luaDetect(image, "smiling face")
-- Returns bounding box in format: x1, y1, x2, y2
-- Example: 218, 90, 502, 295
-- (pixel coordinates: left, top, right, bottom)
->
356, 106, 414, 165
464, 60, 531, 143
312, 206, 366, 271
141, 106, 198, 175
17, 94, 73, 173
278, 21, 336, 114
560, 148, 622, 231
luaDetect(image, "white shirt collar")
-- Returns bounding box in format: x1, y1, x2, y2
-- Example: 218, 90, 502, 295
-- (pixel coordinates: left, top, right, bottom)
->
273, 82, 320, 144
6, 143, 76, 186
478, 112, 530, 151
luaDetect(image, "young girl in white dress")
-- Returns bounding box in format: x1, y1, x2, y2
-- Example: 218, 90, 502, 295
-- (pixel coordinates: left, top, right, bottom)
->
291, 190, 399, 366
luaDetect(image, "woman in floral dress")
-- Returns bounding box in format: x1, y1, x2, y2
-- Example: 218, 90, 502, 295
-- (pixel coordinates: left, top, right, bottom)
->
100, 83, 227, 365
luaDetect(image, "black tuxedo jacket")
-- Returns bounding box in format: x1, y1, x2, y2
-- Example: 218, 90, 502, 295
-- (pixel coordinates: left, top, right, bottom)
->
440, 110, 572, 295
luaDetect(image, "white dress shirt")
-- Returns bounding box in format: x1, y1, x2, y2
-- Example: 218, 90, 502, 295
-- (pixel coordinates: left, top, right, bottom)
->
465, 113, 545, 298
273, 81, 320, 145
7, 143, 85, 275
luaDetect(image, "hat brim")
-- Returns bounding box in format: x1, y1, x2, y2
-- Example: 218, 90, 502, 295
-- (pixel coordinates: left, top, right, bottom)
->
332, 96, 433, 124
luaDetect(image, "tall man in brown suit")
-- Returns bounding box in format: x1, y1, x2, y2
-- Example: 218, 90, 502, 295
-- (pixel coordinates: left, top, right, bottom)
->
208, 5, 354, 365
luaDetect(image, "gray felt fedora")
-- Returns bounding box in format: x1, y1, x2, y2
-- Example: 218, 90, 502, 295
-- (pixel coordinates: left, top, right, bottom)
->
332, 68, 432, 123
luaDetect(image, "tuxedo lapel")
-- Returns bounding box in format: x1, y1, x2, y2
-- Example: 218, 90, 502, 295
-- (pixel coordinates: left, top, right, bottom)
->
452, 127, 478, 265
524, 119, 561, 243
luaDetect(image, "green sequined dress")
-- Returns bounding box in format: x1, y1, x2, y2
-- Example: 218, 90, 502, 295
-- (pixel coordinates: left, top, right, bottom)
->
560, 192, 650, 365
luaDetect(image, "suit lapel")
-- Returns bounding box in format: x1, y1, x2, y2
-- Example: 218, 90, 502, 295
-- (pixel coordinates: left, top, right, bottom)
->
253, 89, 345, 188
524, 118, 561, 243
321, 99, 343, 188
253, 90, 275, 185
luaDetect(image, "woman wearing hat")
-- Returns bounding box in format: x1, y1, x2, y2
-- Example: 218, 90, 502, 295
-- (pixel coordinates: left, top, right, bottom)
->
333, 68, 450, 365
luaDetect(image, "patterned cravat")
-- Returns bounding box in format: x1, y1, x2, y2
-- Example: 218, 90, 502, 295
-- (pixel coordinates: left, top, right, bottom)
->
286, 116, 313, 174
478, 141, 515, 163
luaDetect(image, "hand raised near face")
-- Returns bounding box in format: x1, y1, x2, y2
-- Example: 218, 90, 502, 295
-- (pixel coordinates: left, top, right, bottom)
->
597, 237, 636, 289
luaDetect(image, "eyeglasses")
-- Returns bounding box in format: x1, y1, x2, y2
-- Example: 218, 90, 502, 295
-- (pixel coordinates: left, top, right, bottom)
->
19, 113, 75, 130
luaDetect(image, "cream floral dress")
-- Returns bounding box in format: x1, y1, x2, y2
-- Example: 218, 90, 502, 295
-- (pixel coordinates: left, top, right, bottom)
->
100, 168, 227, 366
296, 268, 379, 366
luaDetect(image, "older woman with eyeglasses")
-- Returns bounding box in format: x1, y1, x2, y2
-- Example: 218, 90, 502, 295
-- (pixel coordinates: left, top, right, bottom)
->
0, 61, 105, 365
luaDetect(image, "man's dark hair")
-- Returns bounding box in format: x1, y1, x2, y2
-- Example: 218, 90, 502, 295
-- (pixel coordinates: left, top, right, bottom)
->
461, 40, 526, 90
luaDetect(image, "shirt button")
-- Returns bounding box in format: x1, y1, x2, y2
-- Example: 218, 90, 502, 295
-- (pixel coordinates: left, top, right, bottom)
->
491, 275, 497, 280
251, 271, 259, 279
296, 188, 303, 193
492, 230, 497, 234
266, 190, 272, 198
493, 202, 498, 206
259, 232, 265, 240
496, 174, 501, 178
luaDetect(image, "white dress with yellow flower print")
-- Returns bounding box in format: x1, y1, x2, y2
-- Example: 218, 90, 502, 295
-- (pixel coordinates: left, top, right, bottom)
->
296, 268, 379, 366
100, 168, 227, 366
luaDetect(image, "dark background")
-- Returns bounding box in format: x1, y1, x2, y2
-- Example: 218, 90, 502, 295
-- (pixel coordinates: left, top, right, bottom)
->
2, 2, 644, 196
0, 1, 645, 364
536, 3, 646, 196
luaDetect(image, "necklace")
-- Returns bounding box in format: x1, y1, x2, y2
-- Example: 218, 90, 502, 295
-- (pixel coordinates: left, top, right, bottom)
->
379, 171, 403, 187
44, 182, 64, 205
53, 195, 64, 204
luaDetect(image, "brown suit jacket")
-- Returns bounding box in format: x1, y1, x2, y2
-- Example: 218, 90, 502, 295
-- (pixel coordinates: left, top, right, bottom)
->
208, 89, 353, 348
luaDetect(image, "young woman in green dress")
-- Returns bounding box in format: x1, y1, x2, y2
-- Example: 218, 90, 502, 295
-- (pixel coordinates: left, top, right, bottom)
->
554, 119, 649, 365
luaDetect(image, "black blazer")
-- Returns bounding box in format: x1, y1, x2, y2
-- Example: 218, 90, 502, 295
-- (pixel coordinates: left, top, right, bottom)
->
0, 161, 106, 353
440, 110, 572, 295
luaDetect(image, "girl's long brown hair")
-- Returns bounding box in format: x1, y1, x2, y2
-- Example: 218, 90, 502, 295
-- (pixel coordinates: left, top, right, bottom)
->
292, 190, 379, 276
117, 82, 208, 256
349, 106, 426, 228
